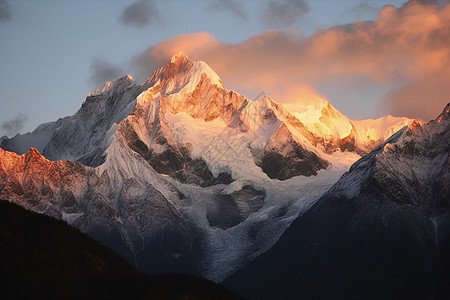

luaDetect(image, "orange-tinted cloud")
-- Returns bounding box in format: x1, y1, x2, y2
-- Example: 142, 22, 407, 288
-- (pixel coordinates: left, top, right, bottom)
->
384, 75, 450, 122
132, 1, 450, 120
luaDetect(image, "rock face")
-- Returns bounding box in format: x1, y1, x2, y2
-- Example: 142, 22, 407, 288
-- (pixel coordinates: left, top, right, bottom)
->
0, 147, 201, 275
224, 103, 450, 300
257, 123, 329, 180
0, 53, 416, 282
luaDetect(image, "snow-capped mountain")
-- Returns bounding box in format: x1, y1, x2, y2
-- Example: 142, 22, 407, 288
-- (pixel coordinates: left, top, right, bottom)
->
0, 53, 414, 281
1, 75, 144, 166
0, 147, 201, 275
292, 97, 412, 154
225, 103, 450, 299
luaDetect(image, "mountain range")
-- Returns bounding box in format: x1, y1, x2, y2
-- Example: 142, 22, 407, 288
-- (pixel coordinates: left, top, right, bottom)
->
225, 103, 450, 299
2, 53, 447, 298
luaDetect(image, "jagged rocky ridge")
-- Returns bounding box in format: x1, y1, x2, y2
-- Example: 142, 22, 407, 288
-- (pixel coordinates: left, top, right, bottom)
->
0, 147, 201, 275
224, 103, 450, 300
0, 53, 414, 281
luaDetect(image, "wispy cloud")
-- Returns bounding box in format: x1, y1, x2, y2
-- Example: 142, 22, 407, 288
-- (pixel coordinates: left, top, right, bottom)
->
208, 0, 248, 20
89, 58, 124, 88
1, 114, 28, 136
348, 0, 381, 18
120, 0, 160, 28
408, 0, 450, 6
0, 0, 12, 23
261, 0, 310, 28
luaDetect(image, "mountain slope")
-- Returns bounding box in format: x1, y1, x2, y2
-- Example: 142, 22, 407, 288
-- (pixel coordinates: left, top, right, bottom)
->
0, 147, 201, 275
1, 54, 412, 182
0, 200, 240, 299
0, 53, 415, 281
224, 103, 450, 299
1, 75, 143, 166
124, 53, 330, 183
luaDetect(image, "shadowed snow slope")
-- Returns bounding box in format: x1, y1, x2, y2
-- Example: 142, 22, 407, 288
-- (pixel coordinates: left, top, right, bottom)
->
225, 103, 450, 300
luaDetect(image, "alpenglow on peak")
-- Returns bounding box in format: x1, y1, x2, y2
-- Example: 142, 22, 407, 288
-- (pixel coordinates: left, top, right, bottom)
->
163, 52, 224, 92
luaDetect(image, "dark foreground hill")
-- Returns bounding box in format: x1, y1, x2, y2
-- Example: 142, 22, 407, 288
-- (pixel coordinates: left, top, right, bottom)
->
0, 200, 240, 299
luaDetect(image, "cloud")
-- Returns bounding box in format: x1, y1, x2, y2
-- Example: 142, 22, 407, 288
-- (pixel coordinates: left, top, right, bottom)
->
261, 0, 310, 28
408, 0, 450, 5
383, 76, 450, 122
131, 32, 221, 80
0, 0, 11, 23
89, 58, 124, 88
132, 1, 450, 121
208, 0, 248, 20
120, 0, 159, 28
348, 0, 381, 18
1, 114, 28, 136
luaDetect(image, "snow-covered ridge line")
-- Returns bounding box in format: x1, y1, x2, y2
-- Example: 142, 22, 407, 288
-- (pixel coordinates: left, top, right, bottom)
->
1, 53, 413, 164
0, 53, 422, 283
292, 97, 414, 154
88, 74, 135, 97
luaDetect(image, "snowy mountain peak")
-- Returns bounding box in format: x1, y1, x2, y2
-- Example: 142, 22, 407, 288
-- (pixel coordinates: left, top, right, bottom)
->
88, 74, 136, 97
135, 54, 230, 123
1, 52, 434, 285
170, 51, 188, 63
290, 96, 414, 154
247, 95, 275, 111
142, 53, 223, 96
159, 53, 223, 95
166, 52, 193, 75
255, 95, 277, 107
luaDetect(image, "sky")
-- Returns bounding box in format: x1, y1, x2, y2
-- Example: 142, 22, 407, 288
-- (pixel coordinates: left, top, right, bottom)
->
1, 0, 449, 136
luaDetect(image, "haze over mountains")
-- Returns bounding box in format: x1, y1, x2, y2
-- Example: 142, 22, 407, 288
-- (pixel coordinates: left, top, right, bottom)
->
2, 54, 447, 298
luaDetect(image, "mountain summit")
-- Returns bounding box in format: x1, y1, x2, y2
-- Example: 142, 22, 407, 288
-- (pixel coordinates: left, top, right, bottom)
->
0, 54, 415, 281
